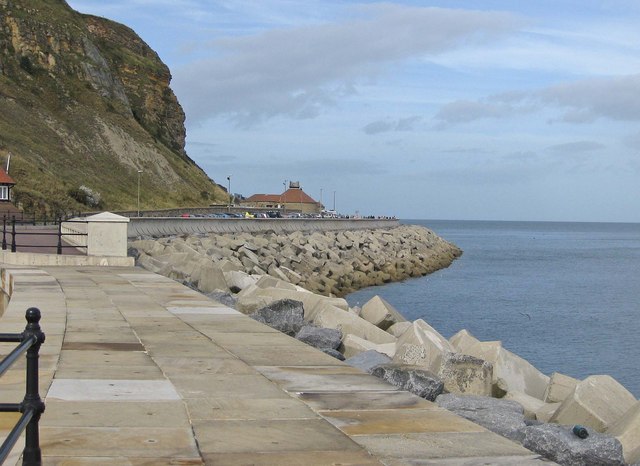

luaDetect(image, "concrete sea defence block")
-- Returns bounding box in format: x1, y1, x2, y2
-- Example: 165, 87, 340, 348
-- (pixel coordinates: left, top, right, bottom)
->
340, 333, 396, 359
544, 371, 580, 403
449, 328, 480, 354
504, 391, 547, 420
393, 319, 454, 373
223, 270, 258, 292
312, 305, 397, 345
196, 262, 228, 294
534, 402, 561, 423
550, 375, 638, 432
359, 295, 407, 330
386, 321, 412, 338
606, 401, 640, 465
437, 352, 493, 396
464, 341, 549, 400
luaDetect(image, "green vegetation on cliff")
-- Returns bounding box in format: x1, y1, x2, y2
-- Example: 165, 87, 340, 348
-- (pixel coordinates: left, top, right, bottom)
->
0, 0, 226, 214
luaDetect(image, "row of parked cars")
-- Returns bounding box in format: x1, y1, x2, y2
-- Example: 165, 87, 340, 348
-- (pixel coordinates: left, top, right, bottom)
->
180, 211, 284, 219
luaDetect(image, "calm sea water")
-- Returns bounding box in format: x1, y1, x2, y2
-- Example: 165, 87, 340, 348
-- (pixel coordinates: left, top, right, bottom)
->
346, 220, 640, 398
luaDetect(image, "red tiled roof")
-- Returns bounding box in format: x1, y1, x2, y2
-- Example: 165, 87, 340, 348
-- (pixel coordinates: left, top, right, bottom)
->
244, 194, 281, 203
280, 188, 318, 204
0, 168, 15, 185
245, 188, 318, 205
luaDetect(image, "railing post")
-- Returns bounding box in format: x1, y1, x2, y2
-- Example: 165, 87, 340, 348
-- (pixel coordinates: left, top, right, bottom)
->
2, 215, 6, 250
57, 219, 62, 255
21, 308, 45, 466
11, 216, 16, 252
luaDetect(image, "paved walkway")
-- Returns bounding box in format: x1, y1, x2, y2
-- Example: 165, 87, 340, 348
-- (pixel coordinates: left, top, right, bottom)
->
0, 266, 550, 465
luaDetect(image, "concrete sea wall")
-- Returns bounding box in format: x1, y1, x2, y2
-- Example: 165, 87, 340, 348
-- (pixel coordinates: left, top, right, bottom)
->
128, 217, 399, 239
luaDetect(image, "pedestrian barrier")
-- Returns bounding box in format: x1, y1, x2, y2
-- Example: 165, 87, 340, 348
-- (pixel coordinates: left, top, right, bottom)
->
2, 216, 87, 254
0, 308, 46, 465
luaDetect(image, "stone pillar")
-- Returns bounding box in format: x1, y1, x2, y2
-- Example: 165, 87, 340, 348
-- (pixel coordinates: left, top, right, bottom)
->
86, 212, 130, 257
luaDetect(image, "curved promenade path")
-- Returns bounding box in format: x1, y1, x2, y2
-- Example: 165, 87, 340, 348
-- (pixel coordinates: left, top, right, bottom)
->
0, 265, 550, 465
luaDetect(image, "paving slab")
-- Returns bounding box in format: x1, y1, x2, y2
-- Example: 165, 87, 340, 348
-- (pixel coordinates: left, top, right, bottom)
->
0, 265, 544, 465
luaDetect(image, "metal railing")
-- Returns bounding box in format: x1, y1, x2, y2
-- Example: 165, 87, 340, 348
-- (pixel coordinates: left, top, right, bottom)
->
0, 308, 46, 465
1, 216, 88, 255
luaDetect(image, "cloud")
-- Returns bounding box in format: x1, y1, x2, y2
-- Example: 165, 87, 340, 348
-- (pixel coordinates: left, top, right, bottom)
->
173, 5, 520, 126
435, 73, 640, 126
434, 99, 534, 125
363, 116, 422, 134
545, 141, 605, 153
540, 74, 640, 123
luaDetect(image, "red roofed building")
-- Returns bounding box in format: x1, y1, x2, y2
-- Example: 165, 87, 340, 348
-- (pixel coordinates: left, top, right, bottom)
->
0, 166, 21, 217
0, 167, 15, 203
242, 182, 323, 214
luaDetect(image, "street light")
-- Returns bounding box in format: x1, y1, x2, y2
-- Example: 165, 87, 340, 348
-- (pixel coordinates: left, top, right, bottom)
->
227, 175, 232, 212
137, 170, 143, 217
333, 190, 336, 212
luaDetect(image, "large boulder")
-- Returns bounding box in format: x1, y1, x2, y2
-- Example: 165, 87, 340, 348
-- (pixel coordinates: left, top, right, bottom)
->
359, 295, 407, 330
437, 352, 493, 396
436, 393, 527, 443
606, 401, 640, 465
340, 334, 396, 359
313, 305, 397, 345
249, 299, 304, 336
544, 372, 580, 403
521, 423, 625, 466
464, 340, 549, 399
344, 350, 393, 373
295, 325, 342, 351
550, 375, 637, 432
371, 364, 444, 401
393, 319, 454, 373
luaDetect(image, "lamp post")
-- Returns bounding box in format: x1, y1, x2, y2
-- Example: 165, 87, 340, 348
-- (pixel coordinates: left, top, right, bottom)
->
333, 190, 336, 212
137, 170, 143, 217
282, 180, 287, 216
227, 175, 232, 213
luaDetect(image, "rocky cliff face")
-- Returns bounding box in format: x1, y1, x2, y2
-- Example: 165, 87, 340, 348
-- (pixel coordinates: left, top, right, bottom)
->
0, 0, 224, 213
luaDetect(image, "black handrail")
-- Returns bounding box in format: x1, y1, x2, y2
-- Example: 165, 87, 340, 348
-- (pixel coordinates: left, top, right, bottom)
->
0, 308, 46, 465
1, 216, 88, 255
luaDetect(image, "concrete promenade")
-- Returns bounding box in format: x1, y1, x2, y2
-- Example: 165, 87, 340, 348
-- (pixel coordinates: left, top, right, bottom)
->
0, 265, 550, 465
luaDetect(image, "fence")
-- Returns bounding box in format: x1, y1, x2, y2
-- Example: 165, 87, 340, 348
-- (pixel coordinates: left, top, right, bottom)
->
0, 308, 46, 465
1, 216, 88, 255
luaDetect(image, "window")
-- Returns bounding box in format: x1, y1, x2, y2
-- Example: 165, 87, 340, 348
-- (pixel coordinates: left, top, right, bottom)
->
0, 186, 8, 200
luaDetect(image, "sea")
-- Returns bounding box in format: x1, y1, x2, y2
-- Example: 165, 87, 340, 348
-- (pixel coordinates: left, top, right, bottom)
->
345, 219, 640, 398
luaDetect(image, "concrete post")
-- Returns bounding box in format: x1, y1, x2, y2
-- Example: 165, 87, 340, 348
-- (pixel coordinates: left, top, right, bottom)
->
86, 212, 130, 257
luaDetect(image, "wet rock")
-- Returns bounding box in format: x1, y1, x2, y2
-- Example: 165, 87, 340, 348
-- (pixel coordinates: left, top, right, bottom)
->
344, 350, 393, 373
321, 348, 345, 361
521, 423, 624, 466
436, 393, 527, 442
371, 364, 444, 401
249, 299, 304, 336
295, 325, 342, 350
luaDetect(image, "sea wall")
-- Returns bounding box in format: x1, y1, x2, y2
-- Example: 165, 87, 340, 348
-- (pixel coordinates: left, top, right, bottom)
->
127, 217, 399, 239
129, 224, 461, 297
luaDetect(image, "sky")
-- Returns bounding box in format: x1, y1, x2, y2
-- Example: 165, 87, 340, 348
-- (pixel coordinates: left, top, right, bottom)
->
66, 0, 640, 222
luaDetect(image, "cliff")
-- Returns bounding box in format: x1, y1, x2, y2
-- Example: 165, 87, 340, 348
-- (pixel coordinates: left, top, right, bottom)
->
0, 0, 226, 214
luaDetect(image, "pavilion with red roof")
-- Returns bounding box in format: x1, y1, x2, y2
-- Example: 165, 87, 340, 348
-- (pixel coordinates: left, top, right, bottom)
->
242, 182, 323, 214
